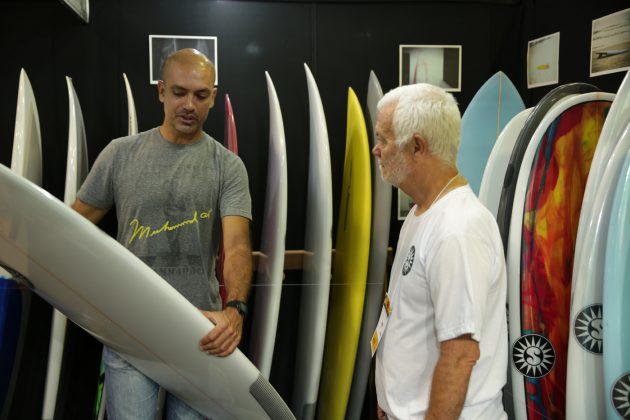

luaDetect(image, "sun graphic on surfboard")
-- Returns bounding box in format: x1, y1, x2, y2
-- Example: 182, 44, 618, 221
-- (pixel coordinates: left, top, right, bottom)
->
512, 334, 556, 378
612, 373, 630, 418
573, 304, 603, 354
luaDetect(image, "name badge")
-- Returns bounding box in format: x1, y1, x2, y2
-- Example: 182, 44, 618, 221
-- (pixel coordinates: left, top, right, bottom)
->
371, 293, 392, 357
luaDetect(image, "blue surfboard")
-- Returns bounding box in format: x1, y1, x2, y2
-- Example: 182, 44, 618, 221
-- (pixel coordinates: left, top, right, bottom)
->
604, 127, 630, 420
458, 71, 524, 194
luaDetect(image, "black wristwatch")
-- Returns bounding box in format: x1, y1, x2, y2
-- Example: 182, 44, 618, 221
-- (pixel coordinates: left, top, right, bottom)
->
226, 300, 248, 317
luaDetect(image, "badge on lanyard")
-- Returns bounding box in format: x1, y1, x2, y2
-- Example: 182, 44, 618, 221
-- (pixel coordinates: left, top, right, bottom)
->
371, 292, 392, 357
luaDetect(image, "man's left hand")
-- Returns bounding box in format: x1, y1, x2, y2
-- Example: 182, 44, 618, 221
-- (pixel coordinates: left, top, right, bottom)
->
199, 308, 243, 357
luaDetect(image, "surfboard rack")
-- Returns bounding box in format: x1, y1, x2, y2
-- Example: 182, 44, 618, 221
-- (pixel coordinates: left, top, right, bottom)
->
251, 248, 394, 273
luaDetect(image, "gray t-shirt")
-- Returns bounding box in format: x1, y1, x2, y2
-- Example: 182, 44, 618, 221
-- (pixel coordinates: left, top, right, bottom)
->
77, 127, 252, 311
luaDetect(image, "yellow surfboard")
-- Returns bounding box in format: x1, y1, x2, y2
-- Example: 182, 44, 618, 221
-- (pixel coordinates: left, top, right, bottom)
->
317, 88, 372, 419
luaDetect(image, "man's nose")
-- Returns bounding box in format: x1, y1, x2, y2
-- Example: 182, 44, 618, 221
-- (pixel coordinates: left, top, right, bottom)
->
372, 144, 381, 157
183, 93, 194, 108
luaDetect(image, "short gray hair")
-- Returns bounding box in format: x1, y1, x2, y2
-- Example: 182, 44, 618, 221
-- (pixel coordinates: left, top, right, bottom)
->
377, 83, 461, 165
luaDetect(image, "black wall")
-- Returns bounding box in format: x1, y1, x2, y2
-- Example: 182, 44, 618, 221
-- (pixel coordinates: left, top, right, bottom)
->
2, 0, 627, 249
0, 0, 628, 417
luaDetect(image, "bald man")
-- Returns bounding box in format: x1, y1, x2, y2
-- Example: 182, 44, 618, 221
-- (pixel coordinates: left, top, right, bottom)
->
72, 48, 252, 419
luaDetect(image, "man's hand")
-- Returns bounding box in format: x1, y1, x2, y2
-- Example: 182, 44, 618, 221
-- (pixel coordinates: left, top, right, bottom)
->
377, 404, 387, 420
199, 307, 243, 357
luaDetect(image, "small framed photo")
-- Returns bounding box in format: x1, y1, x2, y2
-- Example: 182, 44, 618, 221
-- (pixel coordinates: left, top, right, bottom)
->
590, 8, 630, 77
399, 45, 462, 92
149, 35, 218, 85
59, 0, 89, 23
527, 32, 560, 89
397, 189, 416, 220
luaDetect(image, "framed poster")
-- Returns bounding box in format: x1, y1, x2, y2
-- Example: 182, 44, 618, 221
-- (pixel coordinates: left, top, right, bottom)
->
399, 45, 462, 92
590, 8, 630, 77
527, 32, 560, 88
59, 0, 89, 23
149, 35, 218, 85
397, 189, 415, 221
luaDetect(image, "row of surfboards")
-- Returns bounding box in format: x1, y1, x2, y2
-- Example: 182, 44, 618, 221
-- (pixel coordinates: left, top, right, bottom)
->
464, 71, 630, 420
0, 65, 392, 420
2, 64, 629, 420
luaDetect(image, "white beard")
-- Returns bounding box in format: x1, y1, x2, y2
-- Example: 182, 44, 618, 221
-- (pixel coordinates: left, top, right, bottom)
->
380, 149, 412, 188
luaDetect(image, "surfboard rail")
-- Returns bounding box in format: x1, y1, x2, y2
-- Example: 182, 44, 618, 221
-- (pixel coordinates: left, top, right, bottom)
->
249, 72, 288, 379
41, 76, 90, 420
292, 63, 333, 420
346, 70, 389, 420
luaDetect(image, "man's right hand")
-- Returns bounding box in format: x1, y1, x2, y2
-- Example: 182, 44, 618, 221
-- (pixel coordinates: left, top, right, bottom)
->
377, 404, 387, 420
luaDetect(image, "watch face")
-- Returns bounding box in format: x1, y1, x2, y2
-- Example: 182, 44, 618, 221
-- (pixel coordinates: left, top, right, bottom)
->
228, 300, 247, 316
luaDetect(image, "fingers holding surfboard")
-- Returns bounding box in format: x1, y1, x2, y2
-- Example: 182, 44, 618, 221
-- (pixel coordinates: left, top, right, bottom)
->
199, 309, 243, 357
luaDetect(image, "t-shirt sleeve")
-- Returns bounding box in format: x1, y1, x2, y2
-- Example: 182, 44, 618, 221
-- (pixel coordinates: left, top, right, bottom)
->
426, 233, 496, 343
220, 154, 252, 220
76, 141, 117, 210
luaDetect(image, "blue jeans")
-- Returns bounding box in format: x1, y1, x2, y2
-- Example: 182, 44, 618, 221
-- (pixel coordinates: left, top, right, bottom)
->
103, 346, 206, 420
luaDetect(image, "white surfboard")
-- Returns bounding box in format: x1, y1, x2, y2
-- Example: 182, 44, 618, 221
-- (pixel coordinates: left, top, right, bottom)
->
479, 106, 531, 419
292, 63, 333, 420
11, 68, 42, 184
1, 68, 42, 274
41, 77, 90, 420
1, 68, 43, 419
567, 74, 630, 420
603, 132, 630, 420
96, 73, 142, 420
0, 165, 294, 420
249, 72, 288, 379
345, 70, 389, 420
507, 92, 614, 419
478, 108, 532, 217
123, 73, 138, 136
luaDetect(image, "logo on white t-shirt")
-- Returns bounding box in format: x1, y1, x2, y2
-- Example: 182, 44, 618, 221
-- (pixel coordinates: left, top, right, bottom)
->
612, 372, 630, 418
512, 334, 555, 378
573, 304, 603, 354
402, 246, 415, 276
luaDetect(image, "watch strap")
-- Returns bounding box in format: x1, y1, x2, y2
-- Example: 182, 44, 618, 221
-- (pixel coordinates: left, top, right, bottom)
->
225, 300, 248, 317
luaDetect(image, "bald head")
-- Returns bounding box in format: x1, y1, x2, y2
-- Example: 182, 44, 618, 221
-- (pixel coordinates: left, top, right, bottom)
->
162, 48, 216, 85
157, 48, 218, 143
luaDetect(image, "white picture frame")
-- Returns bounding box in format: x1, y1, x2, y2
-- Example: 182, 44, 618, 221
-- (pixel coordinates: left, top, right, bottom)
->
590, 8, 630, 77
399, 45, 462, 92
59, 0, 89, 23
527, 32, 560, 89
397, 189, 415, 221
149, 35, 218, 85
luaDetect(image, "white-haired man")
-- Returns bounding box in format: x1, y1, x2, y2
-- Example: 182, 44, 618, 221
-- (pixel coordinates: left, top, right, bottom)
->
372, 83, 508, 419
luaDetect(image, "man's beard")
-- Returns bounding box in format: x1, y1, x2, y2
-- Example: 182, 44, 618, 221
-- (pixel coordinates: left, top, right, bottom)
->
380, 149, 412, 188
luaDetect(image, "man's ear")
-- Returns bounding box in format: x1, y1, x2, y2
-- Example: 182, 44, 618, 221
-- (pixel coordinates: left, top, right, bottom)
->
157, 80, 165, 104
208, 87, 218, 109
412, 134, 427, 155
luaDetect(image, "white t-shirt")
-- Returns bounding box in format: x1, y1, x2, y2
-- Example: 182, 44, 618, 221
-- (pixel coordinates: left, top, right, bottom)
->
375, 185, 508, 420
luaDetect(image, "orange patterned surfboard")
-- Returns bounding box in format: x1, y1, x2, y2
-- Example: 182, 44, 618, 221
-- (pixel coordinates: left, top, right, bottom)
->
515, 100, 611, 419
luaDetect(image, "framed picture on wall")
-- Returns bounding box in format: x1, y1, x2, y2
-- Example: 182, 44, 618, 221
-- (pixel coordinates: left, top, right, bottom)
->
527, 32, 560, 89
590, 8, 630, 77
149, 35, 218, 85
397, 189, 416, 220
399, 45, 462, 92
59, 0, 89, 23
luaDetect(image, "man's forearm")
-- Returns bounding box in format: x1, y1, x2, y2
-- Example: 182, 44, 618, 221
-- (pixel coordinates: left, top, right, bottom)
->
223, 245, 252, 302
426, 337, 479, 420
426, 355, 474, 419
